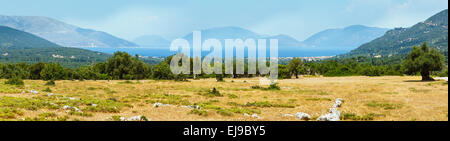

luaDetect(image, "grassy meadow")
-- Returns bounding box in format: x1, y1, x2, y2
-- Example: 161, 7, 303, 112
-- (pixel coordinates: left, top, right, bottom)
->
0, 76, 448, 121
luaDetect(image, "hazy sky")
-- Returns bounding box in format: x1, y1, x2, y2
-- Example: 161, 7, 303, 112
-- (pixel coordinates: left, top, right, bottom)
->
0, 0, 448, 41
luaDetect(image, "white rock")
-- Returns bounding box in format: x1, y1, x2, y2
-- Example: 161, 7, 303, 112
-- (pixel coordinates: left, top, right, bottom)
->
127, 115, 148, 121
180, 105, 200, 109
333, 98, 344, 108
283, 114, 294, 117
193, 105, 201, 109
317, 113, 340, 121
73, 107, 83, 113
68, 97, 76, 100
119, 117, 126, 121
153, 102, 170, 108
295, 112, 311, 120
62, 105, 72, 110
317, 108, 341, 121
153, 103, 163, 108
91, 104, 98, 107
434, 77, 448, 81
30, 90, 39, 94
47, 93, 54, 96
243, 113, 250, 117
251, 114, 260, 119
329, 108, 341, 117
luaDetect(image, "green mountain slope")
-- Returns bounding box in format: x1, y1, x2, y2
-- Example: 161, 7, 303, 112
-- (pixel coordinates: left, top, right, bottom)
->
0, 26, 110, 68
342, 9, 448, 58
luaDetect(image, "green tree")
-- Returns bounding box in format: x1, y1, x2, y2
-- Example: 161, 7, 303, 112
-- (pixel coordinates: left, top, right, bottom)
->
104, 52, 150, 80
0, 63, 29, 79
40, 63, 66, 80
287, 58, 303, 78
30, 62, 46, 79
403, 43, 444, 81
152, 62, 174, 80
278, 64, 291, 79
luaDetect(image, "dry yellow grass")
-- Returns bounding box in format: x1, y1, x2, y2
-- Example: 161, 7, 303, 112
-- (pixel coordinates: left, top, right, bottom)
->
0, 76, 448, 121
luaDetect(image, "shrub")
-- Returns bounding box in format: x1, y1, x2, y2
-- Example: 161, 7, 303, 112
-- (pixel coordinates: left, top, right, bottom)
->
5, 77, 24, 86
188, 109, 208, 116
216, 74, 224, 82
267, 83, 280, 90
45, 80, 55, 86
366, 101, 402, 110
202, 88, 222, 97
0, 108, 23, 119
174, 75, 189, 82
43, 87, 52, 92
342, 113, 385, 121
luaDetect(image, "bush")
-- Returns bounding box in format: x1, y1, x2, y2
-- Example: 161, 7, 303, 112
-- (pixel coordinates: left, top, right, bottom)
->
203, 88, 223, 97
216, 74, 224, 82
267, 83, 281, 90
174, 75, 189, 82
45, 80, 55, 86
5, 77, 24, 86
43, 87, 52, 92
188, 109, 208, 116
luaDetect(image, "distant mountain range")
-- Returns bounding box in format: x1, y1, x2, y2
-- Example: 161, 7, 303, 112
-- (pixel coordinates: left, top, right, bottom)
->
343, 9, 448, 58
0, 25, 109, 68
133, 35, 171, 48
132, 25, 387, 57
0, 15, 137, 48
302, 25, 389, 51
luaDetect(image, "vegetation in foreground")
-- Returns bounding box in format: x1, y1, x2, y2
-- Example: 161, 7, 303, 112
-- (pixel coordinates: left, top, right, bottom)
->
0, 76, 447, 121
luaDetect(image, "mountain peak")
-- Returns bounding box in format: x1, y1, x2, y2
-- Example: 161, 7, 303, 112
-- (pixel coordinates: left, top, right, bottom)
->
343, 9, 448, 58
303, 25, 389, 51
0, 15, 137, 48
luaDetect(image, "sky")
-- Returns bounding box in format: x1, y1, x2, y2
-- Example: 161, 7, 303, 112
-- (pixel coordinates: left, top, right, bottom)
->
0, 0, 448, 41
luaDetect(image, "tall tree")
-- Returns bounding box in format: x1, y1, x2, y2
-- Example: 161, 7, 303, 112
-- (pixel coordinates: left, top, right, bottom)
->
287, 58, 303, 78
40, 63, 66, 80
403, 43, 444, 81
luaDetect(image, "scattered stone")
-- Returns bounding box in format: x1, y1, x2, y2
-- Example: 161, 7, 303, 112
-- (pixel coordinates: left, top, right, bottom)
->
127, 115, 149, 121
435, 77, 448, 81
333, 98, 344, 108
62, 105, 72, 110
73, 107, 83, 113
251, 114, 260, 119
91, 104, 98, 107
283, 114, 294, 117
62, 105, 83, 113
328, 108, 341, 117
181, 105, 201, 109
295, 112, 311, 120
243, 113, 250, 117
119, 116, 126, 121
153, 102, 170, 108
68, 97, 76, 100
317, 108, 341, 121
47, 93, 54, 97
29, 90, 39, 94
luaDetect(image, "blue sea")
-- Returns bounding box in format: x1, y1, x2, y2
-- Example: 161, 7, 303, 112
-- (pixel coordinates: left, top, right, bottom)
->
82, 47, 349, 57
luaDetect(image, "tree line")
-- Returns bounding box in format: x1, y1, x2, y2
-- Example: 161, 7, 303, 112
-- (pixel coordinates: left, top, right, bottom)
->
0, 42, 447, 85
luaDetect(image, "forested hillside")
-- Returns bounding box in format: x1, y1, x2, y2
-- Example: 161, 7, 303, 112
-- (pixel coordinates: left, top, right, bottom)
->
0, 26, 110, 68
342, 9, 448, 58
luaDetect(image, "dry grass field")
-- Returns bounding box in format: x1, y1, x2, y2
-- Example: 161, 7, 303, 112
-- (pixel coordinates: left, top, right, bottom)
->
0, 76, 447, 121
